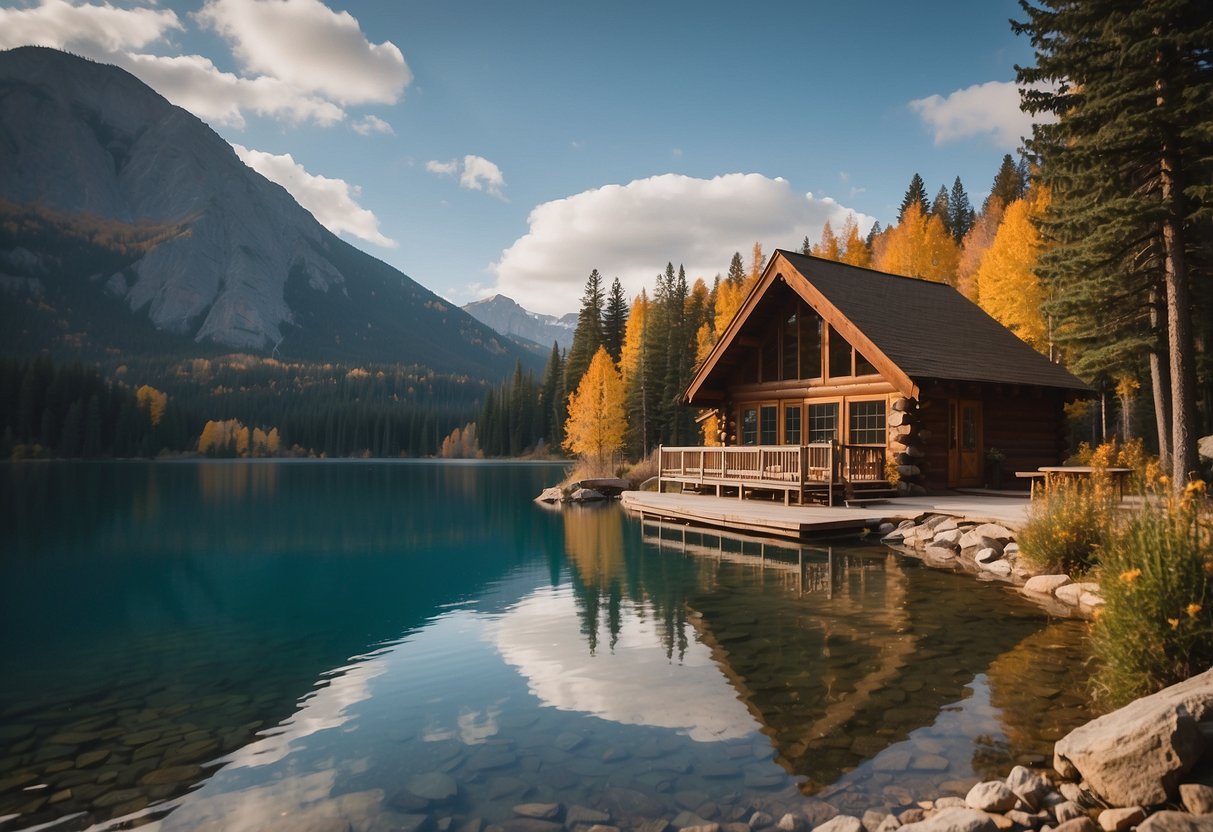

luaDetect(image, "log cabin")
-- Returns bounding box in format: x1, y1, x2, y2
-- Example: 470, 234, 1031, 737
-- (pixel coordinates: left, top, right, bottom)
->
660, 250, 1089, 504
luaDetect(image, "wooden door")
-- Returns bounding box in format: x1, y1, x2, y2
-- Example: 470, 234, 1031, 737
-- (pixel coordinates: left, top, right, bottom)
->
947, 399, 983, 487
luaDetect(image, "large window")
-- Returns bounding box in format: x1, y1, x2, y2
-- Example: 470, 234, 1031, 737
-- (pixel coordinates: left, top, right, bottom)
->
782, 312, 799, 380
808, 402, 839, 443
827, 325, 853, 379
783, 404, 801, 445
849, 400, 887, 446
760, 405, 778, 445
799, 309, 823, 380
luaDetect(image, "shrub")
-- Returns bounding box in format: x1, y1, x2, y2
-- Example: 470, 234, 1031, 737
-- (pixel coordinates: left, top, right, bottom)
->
1017, 476, 1114, 575
1093, 481, 1212, 707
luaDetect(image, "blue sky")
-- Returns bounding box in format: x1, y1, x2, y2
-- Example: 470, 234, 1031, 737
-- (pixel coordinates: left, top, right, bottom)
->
0, 0, 1045, 314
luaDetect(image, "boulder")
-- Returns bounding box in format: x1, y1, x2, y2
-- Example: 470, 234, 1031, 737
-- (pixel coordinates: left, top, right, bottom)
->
815, 817, 863, 832
1055, 582, 1099, 607
513, 804, 562, 821
1181, 785, 1213, 815
959, 524, 1015, 549
1004, 542, 1020, 556
924, 545, 959, 561
984, 560, 1013, 576
1199, 435, 1213, 462
966, 781, 1018, 813
898, 808, 997, 832
1054, 820, 1099, 832
933, 518, 960, 534
1097, 808, 1145, 832
1024, 575, 1072, 595
1054, 667, 1213, 807
1054, 803, 1087, 824
1139, 813, 1213, 832
935, 529, 964, 546
1005, 765, 1052, 811
975, 547, 1002, 564
405, 773, 459, 804
569, 488, 606, 503
535, 486, 564, 504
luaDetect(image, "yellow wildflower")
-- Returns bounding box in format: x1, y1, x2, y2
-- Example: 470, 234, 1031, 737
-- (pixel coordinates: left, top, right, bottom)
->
1119, 568, 1142, 584
1168, 618, 1180, 630
1187, 603, 1202, 618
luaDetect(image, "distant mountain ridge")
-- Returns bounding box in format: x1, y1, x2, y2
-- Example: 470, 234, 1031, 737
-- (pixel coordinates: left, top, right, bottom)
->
0, 46, 532, 378
462, 295, 577, 352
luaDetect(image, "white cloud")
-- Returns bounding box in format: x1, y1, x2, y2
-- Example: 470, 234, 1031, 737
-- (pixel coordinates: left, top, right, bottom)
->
351, 114, 394, 136
426, 155, 507, 199
115, 51, 344, 128
909, 80, 1056, 147
232, 143, 397, 248
195, 0, 410, 106
0, 0, 181, 53
459, 155, 505, 199
491, 173, 873, 316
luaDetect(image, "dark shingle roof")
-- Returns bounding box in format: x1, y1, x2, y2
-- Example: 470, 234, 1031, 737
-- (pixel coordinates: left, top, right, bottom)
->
779, 251, 1089, 391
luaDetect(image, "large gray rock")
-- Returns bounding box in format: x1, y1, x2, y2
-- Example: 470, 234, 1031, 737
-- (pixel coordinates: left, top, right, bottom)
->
1023, 575, 1072, 595
1139, 813, 1213, 832
897, 809, 997, 832
1054, 667, 1213, 807
1005, 767, 1051, 811
966, 781, 1018, 813
815, 817, 863, 832
405, 772, 459, 803
959, 524, 1015, 549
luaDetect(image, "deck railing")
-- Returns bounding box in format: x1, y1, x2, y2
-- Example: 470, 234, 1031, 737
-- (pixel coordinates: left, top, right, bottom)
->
657, 443, 887, 505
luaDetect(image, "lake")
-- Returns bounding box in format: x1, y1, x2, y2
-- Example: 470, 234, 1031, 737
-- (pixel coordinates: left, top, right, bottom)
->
0, 461, 1093, 832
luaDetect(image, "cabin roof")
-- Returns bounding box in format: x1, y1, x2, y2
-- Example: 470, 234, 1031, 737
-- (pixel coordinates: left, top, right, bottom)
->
686, 250, 1090, 402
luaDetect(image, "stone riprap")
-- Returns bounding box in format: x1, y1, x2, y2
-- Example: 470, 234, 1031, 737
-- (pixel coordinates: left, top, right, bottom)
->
880, 514, 1105, 619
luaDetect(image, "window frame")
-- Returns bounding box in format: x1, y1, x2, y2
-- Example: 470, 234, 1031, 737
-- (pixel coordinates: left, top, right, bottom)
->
846, 396, 889, 447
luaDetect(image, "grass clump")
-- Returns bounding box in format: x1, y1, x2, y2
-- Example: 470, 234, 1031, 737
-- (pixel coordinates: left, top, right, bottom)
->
1093, 480, 1212, 707
1018, 476, 1114, 575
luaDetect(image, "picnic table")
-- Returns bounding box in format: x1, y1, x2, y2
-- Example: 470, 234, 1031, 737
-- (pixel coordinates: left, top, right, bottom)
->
1018, 466, 1134, 500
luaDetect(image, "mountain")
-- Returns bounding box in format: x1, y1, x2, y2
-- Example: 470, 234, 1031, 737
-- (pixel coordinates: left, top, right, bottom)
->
0, 47, 532, 378
462, 295, 577, 352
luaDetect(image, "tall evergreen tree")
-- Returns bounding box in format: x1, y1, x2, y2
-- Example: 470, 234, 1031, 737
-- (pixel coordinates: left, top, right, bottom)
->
564, 269, 605, 392
984, 154, 1028, 213
949, 176, 975, 244
1015, 0, 1213, 482
801, 235, 812, 255
602, 278, 629, 362
931, 186, 953, 239
539, 341, 564, 443
725, 252, 746, 286
898, 173, 930, 223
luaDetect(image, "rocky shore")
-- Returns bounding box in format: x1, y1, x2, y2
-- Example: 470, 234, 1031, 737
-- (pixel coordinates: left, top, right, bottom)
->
878, 515, 1104, 619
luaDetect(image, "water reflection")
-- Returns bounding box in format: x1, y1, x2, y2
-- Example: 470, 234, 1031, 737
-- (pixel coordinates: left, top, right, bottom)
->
0, 463, 1093, 832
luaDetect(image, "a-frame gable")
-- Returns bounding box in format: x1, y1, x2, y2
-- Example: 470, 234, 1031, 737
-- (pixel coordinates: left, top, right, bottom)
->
684, 251, 917, 404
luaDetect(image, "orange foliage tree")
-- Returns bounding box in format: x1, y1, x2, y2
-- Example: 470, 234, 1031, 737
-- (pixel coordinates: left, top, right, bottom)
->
974, 189, 1050, 352
563, 347, 627, 470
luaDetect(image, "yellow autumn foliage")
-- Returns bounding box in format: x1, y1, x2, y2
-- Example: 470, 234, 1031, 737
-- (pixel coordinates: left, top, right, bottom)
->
839, 215, 871, 268
563, 346, 627, 468
873, 202, 958, 284
810, 221, 840, 261
974, 190, 1050, 351
135, 385, 167, 426
618, 291, 650, 388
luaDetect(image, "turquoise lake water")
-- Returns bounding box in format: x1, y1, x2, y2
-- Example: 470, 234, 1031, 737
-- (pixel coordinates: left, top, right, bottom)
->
0, 461, 1092, 831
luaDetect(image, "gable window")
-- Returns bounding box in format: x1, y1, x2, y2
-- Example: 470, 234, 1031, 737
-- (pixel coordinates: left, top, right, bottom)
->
855, 350, 878, 376
849, 400, 887, 446
782, 312, 799, 380
798, 306, 823, 380
827, 325, 853, 379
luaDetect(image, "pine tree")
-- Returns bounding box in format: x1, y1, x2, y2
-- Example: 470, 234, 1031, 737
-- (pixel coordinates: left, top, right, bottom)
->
726, 252, 746, 286
931, 186, 953, 239
898, 173, 930, 223
949, 176, 975, 244
602, 277, 629, 362
800, 235, 812, 255
540, 341, 563, 443
1015, 0, 1213, 482
620, 291, 652, 456
564, 269, 605, 392
984, 154, 1028, 214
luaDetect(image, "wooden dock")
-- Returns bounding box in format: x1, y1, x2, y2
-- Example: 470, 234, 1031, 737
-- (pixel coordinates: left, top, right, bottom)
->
620, 489, 1031, 540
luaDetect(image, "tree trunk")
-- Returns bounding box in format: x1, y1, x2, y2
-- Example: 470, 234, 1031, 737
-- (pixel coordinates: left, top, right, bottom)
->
1160, 142, 1199, 487
1149, 289, 1171, 471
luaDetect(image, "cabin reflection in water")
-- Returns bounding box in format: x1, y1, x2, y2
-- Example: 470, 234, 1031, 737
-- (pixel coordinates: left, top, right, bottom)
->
560, 515, 1091, 803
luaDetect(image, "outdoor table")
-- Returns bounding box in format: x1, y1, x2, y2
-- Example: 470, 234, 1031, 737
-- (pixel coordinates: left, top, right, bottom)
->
1036, 466, 1134, 500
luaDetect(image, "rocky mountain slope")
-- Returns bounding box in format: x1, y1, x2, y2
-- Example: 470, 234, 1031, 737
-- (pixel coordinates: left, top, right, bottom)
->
462, 294, 576, 352
0, 46, 529, 377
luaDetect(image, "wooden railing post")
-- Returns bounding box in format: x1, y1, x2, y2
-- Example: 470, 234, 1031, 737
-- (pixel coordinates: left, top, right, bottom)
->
658, 444, 663, 492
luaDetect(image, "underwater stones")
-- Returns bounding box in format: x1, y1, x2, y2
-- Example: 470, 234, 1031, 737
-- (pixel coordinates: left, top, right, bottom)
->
911, 754, 950, 772
75, 749, 111, 768
371, 813, 433, 832
514, 803, 562, 821
567, 805, 611, 826
407, 772, 459, 804
900, 809, 996, 832
139, 764, 202, 785
749, 812, 774, 829
466, 746, 518, 771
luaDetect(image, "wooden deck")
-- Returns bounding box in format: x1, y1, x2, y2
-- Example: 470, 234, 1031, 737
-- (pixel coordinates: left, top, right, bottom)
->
620, 489, 1031, 540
